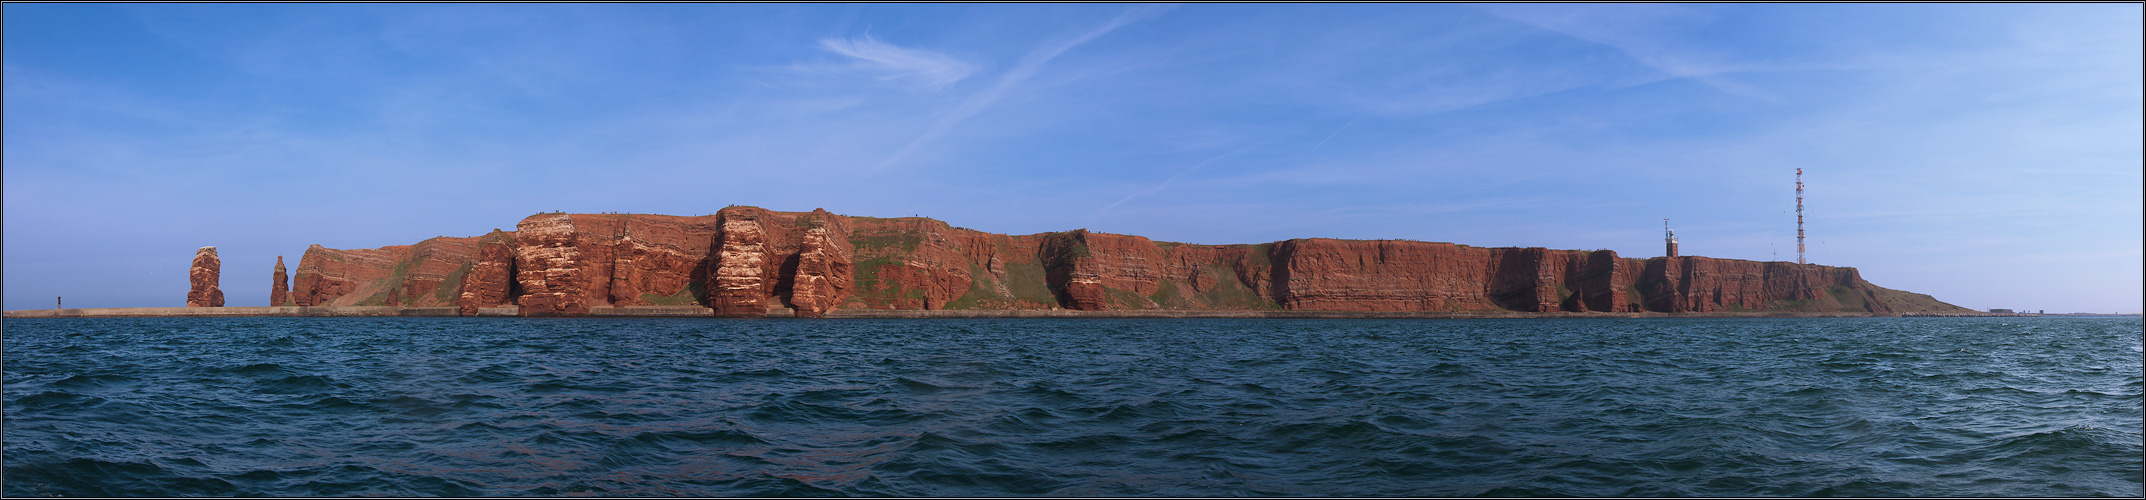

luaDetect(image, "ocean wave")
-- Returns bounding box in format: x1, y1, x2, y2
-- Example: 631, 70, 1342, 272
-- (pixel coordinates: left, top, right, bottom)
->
3, 316, 2138, 496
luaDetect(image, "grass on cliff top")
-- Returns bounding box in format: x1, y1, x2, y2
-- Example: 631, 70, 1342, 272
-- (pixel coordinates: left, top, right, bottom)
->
1865, 282, 1970, 312
850, 232, 923, 253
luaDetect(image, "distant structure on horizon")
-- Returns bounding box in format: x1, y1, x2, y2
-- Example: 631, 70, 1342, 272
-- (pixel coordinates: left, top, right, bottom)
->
1797, 168, 1807, 265
1664, 219, 1679, 258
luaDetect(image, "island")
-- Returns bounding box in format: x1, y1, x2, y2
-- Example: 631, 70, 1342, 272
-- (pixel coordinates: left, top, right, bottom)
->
8, 206, 1976, 318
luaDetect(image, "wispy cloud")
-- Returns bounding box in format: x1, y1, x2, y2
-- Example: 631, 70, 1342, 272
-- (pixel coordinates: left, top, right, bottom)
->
1482, 4, 1781, 101
1089, 142, 1259, 220
815, 35, 978, 89
868, 4, 1176, 174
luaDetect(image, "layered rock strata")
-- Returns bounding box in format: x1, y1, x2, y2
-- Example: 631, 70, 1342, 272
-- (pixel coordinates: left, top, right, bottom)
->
456, 231, 518, 316
291, 236, 480, 307
187, 246, 224, 307
289, 207, 1968, 316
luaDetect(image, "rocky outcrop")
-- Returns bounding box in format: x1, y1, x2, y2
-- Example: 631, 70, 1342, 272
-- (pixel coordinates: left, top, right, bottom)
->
512, 214, 722, 316
286, 207, 1970, 316
457, 231, 517, 316
187, 246, 224, 307
786, 209, 855, 317
291, 237, 480, 307
511, 214, 587, 316
270, 256, 290, 306
709, 211, 774, 317
1636, 255, 1879, 313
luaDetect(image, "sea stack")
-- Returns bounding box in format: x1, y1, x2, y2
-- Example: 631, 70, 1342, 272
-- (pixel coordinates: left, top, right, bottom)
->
710, 211, 773, 317
187, 246, 224, 307
786, 209, 856, 318
270, 256, 290, 306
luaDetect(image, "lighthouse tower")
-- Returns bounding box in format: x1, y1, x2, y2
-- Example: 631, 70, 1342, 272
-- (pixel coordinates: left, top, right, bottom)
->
1664, 219, 1679, 258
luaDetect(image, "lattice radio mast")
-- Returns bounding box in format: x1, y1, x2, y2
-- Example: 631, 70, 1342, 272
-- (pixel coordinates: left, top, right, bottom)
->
1664, 218, 1678, 258
1796, 168, 1806, 265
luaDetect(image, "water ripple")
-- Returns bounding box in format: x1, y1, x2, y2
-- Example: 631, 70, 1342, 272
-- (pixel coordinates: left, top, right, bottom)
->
4, 316, 2140, 496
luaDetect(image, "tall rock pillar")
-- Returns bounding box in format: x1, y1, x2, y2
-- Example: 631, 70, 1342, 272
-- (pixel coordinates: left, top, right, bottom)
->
786, 209, 856, 318
188, 246, 225, 307
270, 256, 291, 306
710, 212, 772, 317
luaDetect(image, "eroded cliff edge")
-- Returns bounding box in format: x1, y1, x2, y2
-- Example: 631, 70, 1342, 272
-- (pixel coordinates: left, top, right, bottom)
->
290, 207, 1970, 317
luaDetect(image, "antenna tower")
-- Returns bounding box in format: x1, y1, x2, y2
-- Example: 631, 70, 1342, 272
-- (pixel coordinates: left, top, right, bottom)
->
1796, 168, 1806, 265
1664, 218, 1678, 258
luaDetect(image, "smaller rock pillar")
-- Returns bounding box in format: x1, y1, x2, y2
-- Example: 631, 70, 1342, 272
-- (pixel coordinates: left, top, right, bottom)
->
187, 246, 225, 307
270, 256, 291, 306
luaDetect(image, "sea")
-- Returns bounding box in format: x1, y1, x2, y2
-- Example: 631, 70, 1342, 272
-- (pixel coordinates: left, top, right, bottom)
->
2, 316, 2139, 497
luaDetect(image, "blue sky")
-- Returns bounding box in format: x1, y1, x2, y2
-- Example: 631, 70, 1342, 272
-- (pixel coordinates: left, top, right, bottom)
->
5, 3, 2139, 313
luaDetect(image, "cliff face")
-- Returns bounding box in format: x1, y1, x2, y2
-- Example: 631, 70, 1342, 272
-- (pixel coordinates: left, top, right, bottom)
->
290, 207, 1969, 316
456, 230, 517, 315
187, 246, 224, 307
291, 236, 480, 307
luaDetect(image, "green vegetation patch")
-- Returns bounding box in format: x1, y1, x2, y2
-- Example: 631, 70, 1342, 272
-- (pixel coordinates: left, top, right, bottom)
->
1864, 282, 1967, 312
847, 255, 901, 307
1149, 280, 1190, 309
640, 282, 702, 306
1001, 260, 1057, 305
431, 261, 475, 304
851, 231, 923, 253
1770, 295, 1834, 312
847, 255, 930, 307
1191, 264, 1279, 310
1104, 286, 1154, 309
1827, 285, 1869, 312
355, 258, 418, 306
945, 265, 1005, 310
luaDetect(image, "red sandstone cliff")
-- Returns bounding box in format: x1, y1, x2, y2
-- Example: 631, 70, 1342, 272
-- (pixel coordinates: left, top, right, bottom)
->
289, 207, 1969, 316
291, 236, 480, 307
187, 246, 224, 307
456, 230, 518, 315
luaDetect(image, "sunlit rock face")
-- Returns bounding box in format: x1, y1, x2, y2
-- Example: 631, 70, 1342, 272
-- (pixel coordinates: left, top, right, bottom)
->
281, 207, 1963, 316
188, 246, 224, 308
291, 237, 480, 308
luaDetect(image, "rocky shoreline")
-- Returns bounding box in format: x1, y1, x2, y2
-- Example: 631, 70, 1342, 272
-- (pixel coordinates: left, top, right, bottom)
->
3, 306, 2019, 319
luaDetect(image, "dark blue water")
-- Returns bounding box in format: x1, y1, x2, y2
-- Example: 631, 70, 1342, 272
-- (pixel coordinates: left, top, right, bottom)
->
4, 317, 2139, 496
